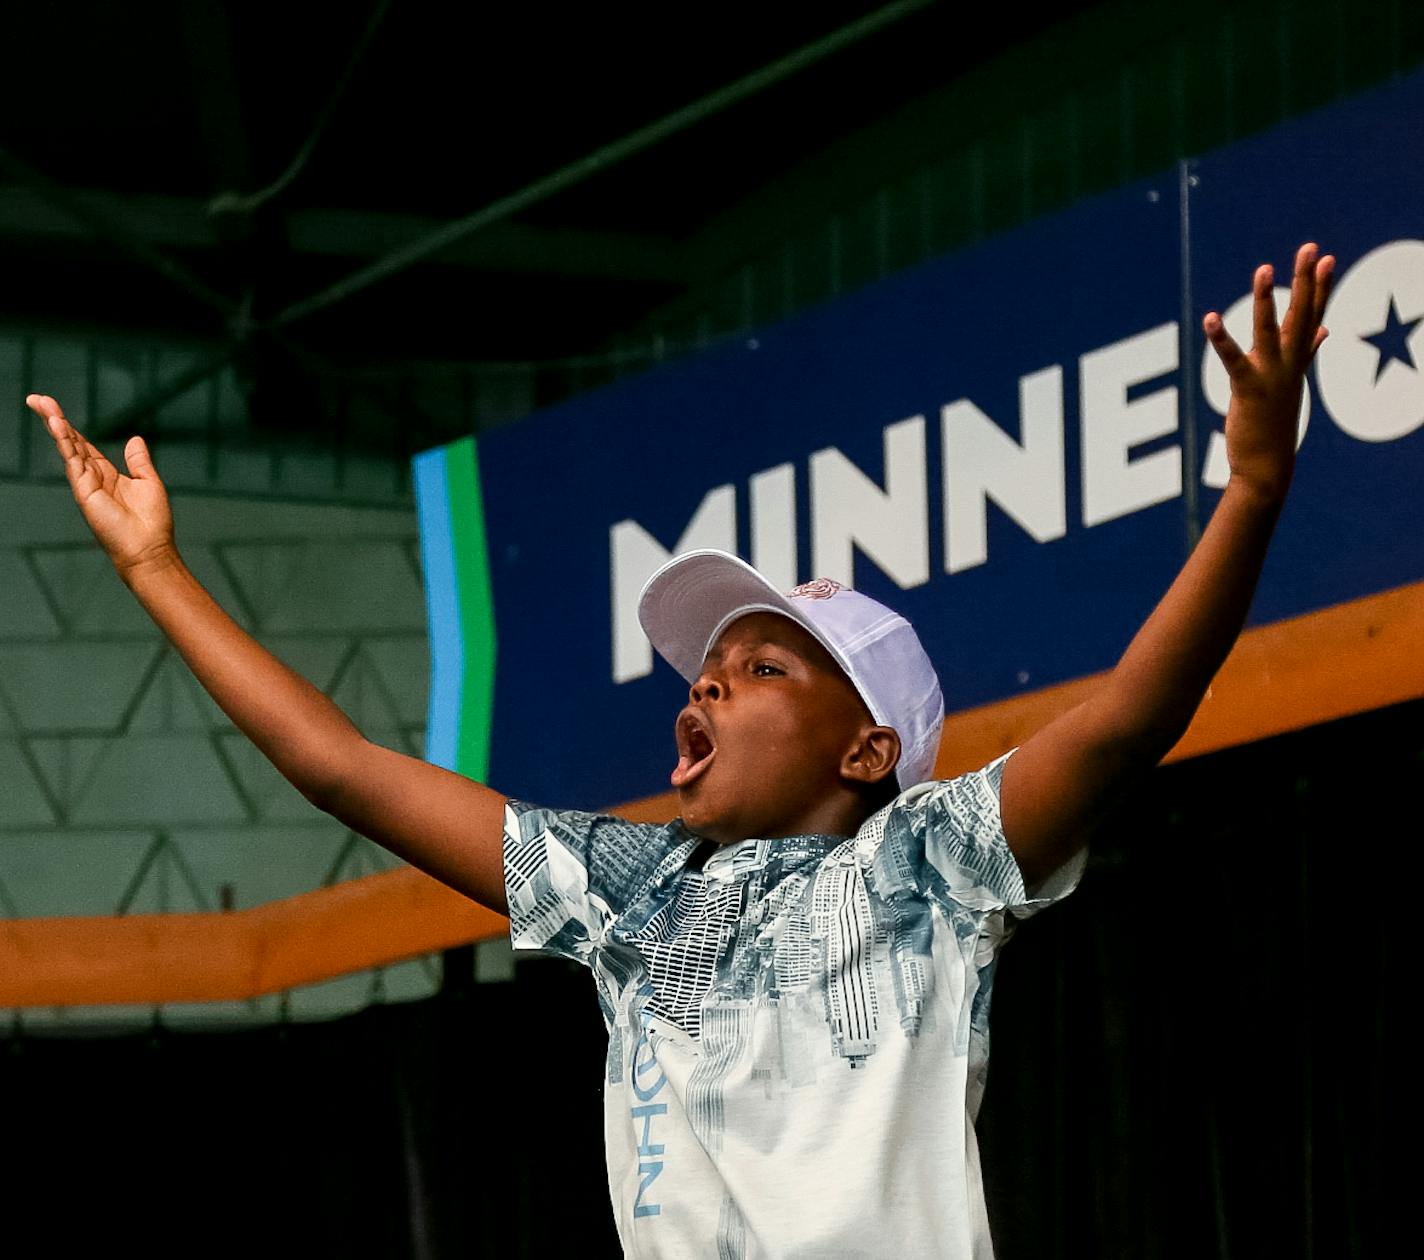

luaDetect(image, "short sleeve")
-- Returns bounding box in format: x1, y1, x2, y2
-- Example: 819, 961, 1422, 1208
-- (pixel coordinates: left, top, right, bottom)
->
502, 801, 685, 963
871, 751, 1086, 916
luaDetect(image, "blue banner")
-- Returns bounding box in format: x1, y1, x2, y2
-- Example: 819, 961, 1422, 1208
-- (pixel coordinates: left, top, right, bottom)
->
420, 69, 1424, 809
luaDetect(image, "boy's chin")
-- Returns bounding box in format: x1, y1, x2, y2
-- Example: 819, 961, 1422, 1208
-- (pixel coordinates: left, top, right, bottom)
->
676, 796, 747, 846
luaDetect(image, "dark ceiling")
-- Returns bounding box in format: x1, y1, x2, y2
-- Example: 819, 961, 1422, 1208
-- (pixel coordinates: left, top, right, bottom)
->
1, 1, 1088, 421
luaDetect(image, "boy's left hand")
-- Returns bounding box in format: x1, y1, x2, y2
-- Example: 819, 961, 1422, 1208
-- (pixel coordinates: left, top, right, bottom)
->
1205, 241, 1334, 506
1004, 242, 1336, 885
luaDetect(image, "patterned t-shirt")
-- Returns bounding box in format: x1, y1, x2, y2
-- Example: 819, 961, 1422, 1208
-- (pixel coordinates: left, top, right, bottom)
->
502, 753, 1084, 1259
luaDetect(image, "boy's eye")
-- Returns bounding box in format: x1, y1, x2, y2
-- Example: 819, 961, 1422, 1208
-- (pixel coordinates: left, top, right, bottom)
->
752, 661, 784, 676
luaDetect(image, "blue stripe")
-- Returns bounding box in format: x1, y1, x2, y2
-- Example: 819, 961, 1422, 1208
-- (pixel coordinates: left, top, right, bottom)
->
413, 447, 464, 771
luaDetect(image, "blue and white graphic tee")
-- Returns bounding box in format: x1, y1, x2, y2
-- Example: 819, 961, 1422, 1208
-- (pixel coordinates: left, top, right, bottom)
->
503, 753, 1084, 1259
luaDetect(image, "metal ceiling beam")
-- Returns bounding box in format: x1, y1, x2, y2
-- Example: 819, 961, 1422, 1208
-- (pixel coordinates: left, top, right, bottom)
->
268, 0, 940, 329
88, 347, 237, 440
0, 149, 241, 320
207, 0, 393, 218
284, 209, 690, 283
0, 185, 224, 249
0, 186, 691, 283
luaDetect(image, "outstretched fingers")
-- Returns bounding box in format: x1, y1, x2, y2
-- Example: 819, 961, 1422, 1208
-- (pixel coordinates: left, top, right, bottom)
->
27, 394, 70, 450
52, 423, 97, 495
1203, 310, 1247, 377
29, 394, 82, 462
27, 394, 113, 502
26, 395, 173, 563
68, 442, 109, 503
78, 436, 120, 496
1211, 245, 1335, 380
1310, 253, 1334, 343
1279, 244, 1315, 347
1251, 263, 1279, 358
123, 435, 159, 481
1280, 244, 1336, 365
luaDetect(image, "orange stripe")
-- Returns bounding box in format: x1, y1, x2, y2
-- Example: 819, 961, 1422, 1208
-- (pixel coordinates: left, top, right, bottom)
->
0, 870, 506, 1007
5, 578, 1423, 1008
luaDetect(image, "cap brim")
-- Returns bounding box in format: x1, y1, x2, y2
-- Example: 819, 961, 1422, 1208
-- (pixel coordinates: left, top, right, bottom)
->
637, 550, 856, 691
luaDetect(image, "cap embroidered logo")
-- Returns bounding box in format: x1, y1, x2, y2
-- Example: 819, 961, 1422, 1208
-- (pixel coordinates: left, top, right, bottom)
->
788, 578, 843, 600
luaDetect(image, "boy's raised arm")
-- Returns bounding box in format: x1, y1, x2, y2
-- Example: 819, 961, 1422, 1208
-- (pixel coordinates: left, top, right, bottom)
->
26, 395, 510, 915
999, 243, 1334, 886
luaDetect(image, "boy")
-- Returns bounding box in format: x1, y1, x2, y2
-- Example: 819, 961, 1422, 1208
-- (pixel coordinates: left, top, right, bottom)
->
26, 243, 1333, 1256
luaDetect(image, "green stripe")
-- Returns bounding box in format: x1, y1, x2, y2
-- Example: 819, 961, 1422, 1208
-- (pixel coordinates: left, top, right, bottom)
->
443, 436, 497, 782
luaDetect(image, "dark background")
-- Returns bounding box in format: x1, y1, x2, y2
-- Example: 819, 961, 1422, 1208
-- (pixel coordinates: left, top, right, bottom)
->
0, 0, 1089, 432
5, 697, 1412, 1258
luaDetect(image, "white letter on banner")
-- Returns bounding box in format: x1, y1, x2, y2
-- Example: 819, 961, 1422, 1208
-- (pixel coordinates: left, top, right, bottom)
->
750, 462, 797, 591
610, 485, 736, 683
942, 365, 1066, 574
1315, 239, 1424, 443
810, 416, 929, 589
1080, 322, 1181, 527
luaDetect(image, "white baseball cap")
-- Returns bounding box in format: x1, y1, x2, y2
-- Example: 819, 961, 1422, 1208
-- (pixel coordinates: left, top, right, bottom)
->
637, 549, 945, 789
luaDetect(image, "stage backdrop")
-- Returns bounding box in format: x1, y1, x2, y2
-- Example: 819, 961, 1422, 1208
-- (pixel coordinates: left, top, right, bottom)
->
415, 69, 1424, 810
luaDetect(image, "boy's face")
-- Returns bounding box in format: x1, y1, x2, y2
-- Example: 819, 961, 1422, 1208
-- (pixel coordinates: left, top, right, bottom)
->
672, 611, 890, 844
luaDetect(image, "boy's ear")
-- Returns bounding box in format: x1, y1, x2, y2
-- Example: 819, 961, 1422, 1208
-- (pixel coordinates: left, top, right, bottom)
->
841, 725, 901, 787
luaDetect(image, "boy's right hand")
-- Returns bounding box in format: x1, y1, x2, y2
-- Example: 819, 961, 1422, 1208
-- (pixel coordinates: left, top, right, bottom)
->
24, 395, 512, 916
27, 394, 177, 582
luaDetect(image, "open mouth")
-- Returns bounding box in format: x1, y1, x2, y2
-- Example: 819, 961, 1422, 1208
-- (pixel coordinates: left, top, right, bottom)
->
671, 708, 717, 789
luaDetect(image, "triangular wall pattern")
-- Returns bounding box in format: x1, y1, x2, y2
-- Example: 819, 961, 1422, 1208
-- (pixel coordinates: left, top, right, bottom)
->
0, 478, 441, 1027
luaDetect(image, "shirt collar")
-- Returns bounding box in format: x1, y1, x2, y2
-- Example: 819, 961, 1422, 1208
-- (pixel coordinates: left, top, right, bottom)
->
699, 831, 847, 876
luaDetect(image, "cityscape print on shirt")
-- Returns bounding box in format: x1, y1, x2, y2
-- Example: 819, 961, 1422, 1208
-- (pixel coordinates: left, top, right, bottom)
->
503, 754, 1082, 1257
503, 754, 1026, 1095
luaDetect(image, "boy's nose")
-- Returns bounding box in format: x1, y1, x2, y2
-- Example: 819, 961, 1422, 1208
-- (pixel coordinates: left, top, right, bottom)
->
690, 673, 724, 703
